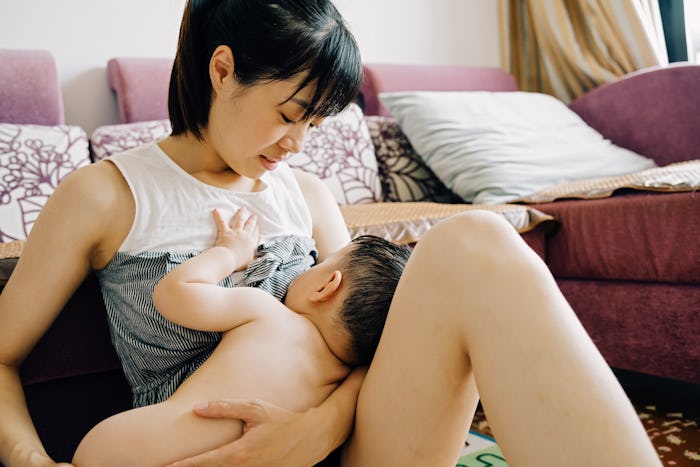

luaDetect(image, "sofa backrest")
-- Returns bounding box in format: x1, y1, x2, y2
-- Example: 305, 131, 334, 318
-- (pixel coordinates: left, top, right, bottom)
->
569, 64, 700, 166
107, 57, 173, 124
0, 49, 64, 125
359, 63, 519, 117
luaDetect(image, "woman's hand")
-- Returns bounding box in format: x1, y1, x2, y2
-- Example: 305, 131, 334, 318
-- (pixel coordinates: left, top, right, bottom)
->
7, 447, 73, 467
165, 399, 323, 467
212, 208, 259, 271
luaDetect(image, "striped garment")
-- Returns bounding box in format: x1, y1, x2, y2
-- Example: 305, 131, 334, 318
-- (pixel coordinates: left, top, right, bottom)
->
98, 235, 317, 407
99, 143, 317, 407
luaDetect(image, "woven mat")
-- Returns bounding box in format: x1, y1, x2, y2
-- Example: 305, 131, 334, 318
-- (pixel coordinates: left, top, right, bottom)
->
340, 202, 555, 245
0, 240, 24, 259
519, 160, 700, 203
0, 204, 553, 258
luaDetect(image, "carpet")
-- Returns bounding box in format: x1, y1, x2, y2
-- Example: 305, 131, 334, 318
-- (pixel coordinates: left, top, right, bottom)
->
466, 403, 700, 466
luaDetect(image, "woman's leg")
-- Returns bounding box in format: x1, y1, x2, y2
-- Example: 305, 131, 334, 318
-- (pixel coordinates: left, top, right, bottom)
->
342, 211, 660, 467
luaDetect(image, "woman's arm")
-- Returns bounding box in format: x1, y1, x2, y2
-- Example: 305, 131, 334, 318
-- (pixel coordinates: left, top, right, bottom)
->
0, 162, 133, 466
292, 170, 350, 260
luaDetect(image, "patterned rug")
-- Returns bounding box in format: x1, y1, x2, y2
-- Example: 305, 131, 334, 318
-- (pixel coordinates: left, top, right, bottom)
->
466, 402, 700, 466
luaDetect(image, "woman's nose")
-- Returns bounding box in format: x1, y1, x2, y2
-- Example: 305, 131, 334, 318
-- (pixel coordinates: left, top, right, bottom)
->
278, 126, 309, 154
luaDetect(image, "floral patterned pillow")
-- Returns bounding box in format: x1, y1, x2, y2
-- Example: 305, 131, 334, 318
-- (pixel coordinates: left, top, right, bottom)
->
90, 104, 382, 205
287, 103, 382, 205
91, 119, 172, 161
0, 124, 90, 242
365, 116, 461, 203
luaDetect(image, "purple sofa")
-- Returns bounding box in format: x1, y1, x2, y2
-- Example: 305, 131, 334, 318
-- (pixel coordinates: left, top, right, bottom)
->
358, 62, 700, 388
0, 50, 698, 463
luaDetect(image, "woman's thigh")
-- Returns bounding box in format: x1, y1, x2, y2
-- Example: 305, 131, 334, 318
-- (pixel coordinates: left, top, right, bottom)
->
341, 212, 508, 466
342, 211, 658, 467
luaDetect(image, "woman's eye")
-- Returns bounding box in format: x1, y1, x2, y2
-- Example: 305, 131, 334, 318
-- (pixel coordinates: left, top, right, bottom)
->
281, 113, 294, 124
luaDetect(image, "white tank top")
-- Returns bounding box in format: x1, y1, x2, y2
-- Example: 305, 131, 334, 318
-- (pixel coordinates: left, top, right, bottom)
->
110, 142, 313, 254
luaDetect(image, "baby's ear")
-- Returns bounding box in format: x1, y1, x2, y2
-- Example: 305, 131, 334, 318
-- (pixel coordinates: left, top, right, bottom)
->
310, 270, 342, 303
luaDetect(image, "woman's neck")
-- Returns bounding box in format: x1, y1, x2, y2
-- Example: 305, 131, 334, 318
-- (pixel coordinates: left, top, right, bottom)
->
158, 133, 263, 192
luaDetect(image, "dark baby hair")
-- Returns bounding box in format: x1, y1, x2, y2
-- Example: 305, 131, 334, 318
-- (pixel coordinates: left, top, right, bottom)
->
339, 235, 412, 366
168, 0, 363, 140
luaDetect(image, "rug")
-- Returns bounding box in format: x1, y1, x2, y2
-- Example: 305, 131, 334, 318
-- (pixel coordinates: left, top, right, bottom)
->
467, 403, 700, 466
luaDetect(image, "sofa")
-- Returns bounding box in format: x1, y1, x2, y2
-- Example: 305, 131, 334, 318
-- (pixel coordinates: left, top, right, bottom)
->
0, 49, 698, 463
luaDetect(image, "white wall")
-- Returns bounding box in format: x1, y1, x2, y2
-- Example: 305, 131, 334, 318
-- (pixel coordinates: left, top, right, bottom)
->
0, 0, 500, 134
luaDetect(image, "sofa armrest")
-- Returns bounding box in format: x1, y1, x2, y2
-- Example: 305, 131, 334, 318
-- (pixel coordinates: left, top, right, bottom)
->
569, 64, 700, 166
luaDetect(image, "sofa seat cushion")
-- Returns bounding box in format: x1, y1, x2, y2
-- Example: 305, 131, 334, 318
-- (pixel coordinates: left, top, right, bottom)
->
535, 191, 699, 283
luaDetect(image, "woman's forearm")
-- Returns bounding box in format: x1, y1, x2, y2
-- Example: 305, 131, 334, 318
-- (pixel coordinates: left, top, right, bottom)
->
304, 367, 367, 460
0, 363, 48, 466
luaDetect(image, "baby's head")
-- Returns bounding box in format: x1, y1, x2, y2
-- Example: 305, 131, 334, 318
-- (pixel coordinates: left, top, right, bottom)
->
335, 235, 411, 366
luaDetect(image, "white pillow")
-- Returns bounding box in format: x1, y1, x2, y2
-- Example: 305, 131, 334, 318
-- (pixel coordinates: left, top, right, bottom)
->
379, 91, 657, 204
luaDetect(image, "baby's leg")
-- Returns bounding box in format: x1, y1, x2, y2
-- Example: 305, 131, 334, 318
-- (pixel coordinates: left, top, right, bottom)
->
73, 331, 247, 466
342, 211, 660, 466
72, 399, 242, 467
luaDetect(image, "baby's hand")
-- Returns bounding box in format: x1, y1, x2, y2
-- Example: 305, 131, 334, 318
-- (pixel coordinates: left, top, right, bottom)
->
212, 208, 259, 270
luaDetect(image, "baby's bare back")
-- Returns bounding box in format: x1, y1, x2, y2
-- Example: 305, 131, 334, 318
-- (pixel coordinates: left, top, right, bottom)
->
73, 309, 349, 466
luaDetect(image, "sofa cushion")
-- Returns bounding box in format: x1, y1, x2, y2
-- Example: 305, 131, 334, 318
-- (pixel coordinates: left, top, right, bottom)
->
379, 91, 657, 204
0, 124, 90, 242
91, 119, 172, 161
365, 116, 460, 203
90, 104, 382, 205
287, 103, 382, 204
535, 191, 700, 284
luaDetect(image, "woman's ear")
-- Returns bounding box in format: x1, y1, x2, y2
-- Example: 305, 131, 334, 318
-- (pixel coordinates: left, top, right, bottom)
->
209, 45, 235, 95
310, 271, 342, 303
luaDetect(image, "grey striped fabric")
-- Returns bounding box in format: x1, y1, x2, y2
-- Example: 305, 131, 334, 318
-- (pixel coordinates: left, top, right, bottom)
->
98, 235, 317, 407
243, 235, 317, 301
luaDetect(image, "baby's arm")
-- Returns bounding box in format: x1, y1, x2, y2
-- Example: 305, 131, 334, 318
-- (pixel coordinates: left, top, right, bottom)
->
153, 207, 261, 331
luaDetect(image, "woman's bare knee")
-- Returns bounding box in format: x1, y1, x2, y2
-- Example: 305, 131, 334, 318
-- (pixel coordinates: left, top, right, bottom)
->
415, 210, 531, 268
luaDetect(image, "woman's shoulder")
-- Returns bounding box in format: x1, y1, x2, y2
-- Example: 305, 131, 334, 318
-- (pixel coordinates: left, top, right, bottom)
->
58, 160, 131, 205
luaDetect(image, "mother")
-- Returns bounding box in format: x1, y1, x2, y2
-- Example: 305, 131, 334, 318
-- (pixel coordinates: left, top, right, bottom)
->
0, 1, 660, 466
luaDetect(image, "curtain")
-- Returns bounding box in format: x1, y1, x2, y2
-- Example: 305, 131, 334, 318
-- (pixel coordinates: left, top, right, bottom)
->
504, 0, 669, 102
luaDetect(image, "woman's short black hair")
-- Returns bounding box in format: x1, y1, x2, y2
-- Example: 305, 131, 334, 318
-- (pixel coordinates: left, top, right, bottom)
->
169, 0, 363, 140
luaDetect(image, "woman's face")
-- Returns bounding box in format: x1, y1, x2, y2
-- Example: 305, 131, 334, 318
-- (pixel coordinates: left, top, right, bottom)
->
206, 73, 325, 180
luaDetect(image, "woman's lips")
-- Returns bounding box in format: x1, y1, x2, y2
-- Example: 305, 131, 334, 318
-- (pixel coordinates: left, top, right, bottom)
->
259, 154, 279, 171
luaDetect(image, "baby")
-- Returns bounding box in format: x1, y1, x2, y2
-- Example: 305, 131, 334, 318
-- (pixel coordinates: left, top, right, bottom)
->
73, 208, 410, 466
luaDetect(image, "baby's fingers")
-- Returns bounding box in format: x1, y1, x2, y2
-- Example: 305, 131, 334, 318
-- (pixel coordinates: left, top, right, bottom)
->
211, 208, 228, 232
229, 207, 249, 230
244, 213, 260, 240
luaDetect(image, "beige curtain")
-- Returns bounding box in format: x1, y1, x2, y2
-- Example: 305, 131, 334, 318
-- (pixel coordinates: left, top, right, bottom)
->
504, 0, 668, 102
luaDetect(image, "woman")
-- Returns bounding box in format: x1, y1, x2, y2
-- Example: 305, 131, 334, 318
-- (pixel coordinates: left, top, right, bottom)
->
0, 0, 660, 466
